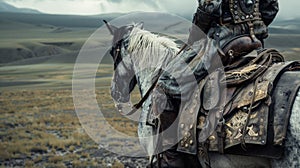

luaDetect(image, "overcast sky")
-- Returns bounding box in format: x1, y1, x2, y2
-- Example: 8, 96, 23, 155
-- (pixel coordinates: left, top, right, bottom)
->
3, 0, 299, 19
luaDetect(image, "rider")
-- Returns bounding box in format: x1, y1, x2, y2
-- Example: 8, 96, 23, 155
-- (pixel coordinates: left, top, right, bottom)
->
188, 0, 279, 66
150, 0, 279, 167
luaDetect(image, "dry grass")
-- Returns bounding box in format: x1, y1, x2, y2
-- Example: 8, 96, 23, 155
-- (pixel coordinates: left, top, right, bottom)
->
112, 160, 125, 168
0, 89, 140, 167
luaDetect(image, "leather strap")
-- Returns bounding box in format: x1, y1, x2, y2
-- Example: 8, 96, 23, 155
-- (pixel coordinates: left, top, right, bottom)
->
125, 70, 162, 116
125, 44, 188, 116
216, 119, 226, 154
198, 141, 211, 168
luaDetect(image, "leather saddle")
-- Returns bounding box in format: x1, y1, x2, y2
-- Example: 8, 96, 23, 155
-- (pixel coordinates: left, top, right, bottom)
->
198, 49, 300, 158
202, 48, 284, 113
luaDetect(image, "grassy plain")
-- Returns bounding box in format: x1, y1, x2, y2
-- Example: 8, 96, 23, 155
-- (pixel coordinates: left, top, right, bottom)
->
0, 63, 143, 167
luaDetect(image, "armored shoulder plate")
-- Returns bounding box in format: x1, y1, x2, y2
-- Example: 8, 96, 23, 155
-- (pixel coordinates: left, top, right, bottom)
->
229, 0, 261, 23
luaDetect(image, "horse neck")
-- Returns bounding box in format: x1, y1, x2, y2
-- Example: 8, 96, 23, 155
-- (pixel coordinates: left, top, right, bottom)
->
126, 28, 179, 94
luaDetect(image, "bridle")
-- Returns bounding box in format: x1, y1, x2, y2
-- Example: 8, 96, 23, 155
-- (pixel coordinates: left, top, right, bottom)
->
111, 40, 123, 69
104, 19, 124, 68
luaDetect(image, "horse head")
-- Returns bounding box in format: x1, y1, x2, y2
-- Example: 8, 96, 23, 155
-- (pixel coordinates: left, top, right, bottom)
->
104, 20, 143, 112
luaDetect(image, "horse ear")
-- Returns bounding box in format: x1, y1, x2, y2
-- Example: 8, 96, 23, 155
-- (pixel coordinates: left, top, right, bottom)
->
136, 22, 144, 29
103, 20, 118, 35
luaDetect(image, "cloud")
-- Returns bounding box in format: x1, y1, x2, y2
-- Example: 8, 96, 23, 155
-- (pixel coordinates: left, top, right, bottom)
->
105, 0, 160, 12
4, 0, 103, 15
158, 0, 197, 16
3, 0, 300, 19
277, 0, 300, 19
98, 0, 162, 14
4, 0, 189, 15
106, 0, 158, 7
107, 0, 122, 3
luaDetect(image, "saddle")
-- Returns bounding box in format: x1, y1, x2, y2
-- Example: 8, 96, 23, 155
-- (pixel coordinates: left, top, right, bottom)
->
177, 48, 300, 159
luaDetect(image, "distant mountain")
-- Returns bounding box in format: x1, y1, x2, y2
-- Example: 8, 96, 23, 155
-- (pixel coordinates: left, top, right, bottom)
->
0, 1, 41, 14
0, 12, 117, 28
269, 18, 300, 34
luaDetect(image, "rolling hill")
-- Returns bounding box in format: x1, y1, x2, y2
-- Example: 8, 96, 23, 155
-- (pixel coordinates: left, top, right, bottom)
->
0, 1, 41, 14
0, 11, 119, 65
0, 1, 299, 65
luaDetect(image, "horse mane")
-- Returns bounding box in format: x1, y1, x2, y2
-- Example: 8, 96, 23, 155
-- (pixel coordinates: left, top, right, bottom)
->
127, 26, 179, 69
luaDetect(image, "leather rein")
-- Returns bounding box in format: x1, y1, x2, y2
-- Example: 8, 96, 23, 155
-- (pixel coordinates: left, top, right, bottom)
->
122, 44, 188, 116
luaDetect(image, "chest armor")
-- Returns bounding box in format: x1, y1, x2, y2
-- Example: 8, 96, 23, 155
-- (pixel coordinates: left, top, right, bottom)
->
229, 0, 261, 23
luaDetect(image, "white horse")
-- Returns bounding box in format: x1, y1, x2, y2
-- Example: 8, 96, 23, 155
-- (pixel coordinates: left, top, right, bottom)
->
105, 21, 300, 167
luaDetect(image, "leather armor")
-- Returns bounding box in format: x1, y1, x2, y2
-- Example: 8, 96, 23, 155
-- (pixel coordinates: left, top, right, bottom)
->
188, 0, 279, 45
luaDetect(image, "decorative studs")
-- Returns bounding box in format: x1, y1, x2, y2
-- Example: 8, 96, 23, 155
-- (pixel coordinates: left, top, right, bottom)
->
189, 140, 194, 145
185, 143, 189, 148
209, 135, 216, 141
180, 140, 185, 147
228, 50, 234, 57
248, 91, 253, 96
180, 123, 185, 129
229, 0, 261, 24
246, 0, 254, 5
